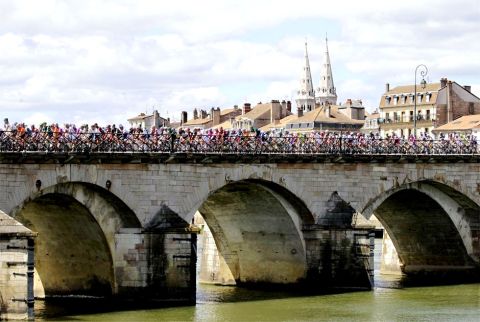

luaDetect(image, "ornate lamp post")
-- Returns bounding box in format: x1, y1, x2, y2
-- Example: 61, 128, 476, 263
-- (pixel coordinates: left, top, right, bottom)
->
414, 64, 428, 137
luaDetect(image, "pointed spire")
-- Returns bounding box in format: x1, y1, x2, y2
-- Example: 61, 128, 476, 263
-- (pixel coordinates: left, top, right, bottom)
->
316, 35, 337, 106
296, 40, 316, 113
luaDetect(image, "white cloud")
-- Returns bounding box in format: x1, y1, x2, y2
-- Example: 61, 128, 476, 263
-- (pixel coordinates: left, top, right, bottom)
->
0, 0, 479, 126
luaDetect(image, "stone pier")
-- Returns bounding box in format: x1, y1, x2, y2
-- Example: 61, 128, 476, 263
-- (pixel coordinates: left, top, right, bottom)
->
0, 211, 36, 320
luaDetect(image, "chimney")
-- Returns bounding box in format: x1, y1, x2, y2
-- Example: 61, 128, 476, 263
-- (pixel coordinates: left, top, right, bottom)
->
385, 83, 390, 93
324, 105, 331, 118
346, 98, 352, 107
440, 78, 448, 88
201, 109, 207, 119
181, 111, 188, 125
287, 101, 292, 113
447, 80, 454, 123
193, 108, 198, 119
297, 106, 303, 118
270, 100, 282, 123
212, 107, 221, 126
153, 110, 159, 128
243, 103, 251, 115
464, 85, 472, 92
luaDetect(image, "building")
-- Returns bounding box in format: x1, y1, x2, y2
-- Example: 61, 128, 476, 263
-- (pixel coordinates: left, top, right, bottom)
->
315, 38, 337, 106
432, 114, 480, 139
285, 104, 364, 133
295, 38, 337, 113
379, 78, 480, 137
127, 110, 169, 129
259, 114, 297, 133
181, 106, 242, 129
295, 42, 316, 113
338, 99, 365, 120
290, 38, 366, 133
362, 109, 381, 134
231, 101, 291, 131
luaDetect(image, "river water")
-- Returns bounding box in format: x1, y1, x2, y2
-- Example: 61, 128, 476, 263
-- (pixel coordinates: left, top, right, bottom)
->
35, 239, 480, 321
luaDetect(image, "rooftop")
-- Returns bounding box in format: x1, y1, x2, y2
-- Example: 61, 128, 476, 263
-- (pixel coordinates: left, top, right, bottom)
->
433, 114, 480, 132
289, 105, 364, 125
384, 83, 442, 95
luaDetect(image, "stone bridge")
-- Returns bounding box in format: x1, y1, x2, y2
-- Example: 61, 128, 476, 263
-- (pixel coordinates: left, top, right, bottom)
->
0, 153, 479, 308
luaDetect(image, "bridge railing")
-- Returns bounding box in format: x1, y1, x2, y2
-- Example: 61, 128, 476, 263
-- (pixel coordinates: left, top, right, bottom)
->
0, 131, 478, 155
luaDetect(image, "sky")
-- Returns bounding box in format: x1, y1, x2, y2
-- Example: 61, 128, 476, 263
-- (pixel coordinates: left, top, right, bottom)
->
0, 0, 479, 127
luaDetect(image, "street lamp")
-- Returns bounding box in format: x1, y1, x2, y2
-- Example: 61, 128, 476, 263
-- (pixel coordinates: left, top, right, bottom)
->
414, 64, 428, 137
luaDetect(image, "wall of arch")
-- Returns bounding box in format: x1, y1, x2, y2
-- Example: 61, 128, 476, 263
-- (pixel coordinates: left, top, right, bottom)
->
10, 182, 141, 296
197, 179, 314, 285
361, 180, 480, 277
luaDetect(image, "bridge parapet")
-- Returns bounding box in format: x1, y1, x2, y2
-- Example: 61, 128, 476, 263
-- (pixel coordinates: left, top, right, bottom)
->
1, 151, 480, 165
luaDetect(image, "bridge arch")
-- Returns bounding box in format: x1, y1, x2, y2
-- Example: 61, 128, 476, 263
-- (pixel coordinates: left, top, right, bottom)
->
195, 179, 314, 286
361, 180, 480, 279
10, 182, 141, 297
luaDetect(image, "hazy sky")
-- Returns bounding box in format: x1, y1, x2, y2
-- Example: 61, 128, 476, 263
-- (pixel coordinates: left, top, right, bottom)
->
1, 0, 479, 126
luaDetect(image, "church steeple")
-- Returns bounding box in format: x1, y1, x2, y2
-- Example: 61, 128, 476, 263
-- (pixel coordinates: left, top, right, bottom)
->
316, 36, 337, 106
296, 41, 316, 113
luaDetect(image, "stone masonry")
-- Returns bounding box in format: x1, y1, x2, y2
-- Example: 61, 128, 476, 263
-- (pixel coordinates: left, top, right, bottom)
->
0, 156, 478, 306
0, 211, 36, 320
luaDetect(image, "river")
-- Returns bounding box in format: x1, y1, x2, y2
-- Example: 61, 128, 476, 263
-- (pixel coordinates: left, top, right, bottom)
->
34, 239, 480, 321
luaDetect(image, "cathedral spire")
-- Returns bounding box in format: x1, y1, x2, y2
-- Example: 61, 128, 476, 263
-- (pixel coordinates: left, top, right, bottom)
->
296, 41, 316, 113
316, 36, 337, 106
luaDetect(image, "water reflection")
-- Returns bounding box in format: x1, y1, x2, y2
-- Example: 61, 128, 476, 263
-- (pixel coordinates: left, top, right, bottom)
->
36, 283, 480, 321
35, 239, 479, 321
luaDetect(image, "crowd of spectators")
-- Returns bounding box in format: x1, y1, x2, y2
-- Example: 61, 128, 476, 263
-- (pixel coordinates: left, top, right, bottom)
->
0, 118, 478, 155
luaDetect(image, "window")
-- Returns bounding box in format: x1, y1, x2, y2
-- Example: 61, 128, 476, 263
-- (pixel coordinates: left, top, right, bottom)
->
410, 111, 414, 122
417, 110, 423, 120
426, 93, 431, 103
385, 112, 390, 122
410, 95, 415, 103
401, 111, 405, 122
417, 94, 423, 103
394, 96, 398, 105
426, 110, 430, 120
386, 96, 391, 104
403, 96, 407, 104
